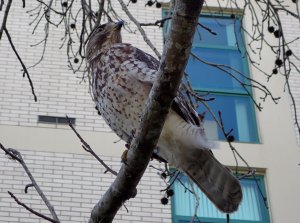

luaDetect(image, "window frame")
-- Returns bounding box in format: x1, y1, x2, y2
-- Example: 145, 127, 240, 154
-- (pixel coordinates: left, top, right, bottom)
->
162, 10, 260, 143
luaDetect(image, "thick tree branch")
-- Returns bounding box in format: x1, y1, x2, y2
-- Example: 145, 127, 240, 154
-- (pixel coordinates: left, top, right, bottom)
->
88, 1, 204, 222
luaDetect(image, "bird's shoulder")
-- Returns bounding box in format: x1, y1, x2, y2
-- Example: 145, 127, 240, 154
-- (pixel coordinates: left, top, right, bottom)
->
107, 43, 159, 70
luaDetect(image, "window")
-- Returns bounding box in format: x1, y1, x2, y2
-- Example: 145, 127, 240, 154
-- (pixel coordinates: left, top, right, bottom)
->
163, 12, 259, 143
171, 174, 270, 223
38, 115, 75, 125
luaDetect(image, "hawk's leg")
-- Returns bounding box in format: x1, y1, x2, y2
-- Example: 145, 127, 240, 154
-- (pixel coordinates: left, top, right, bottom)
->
121, 129, 136, 164
121, 150, 128, 164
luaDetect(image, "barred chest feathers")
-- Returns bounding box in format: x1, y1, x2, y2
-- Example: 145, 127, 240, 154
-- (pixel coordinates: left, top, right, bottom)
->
91, 45, 151, 142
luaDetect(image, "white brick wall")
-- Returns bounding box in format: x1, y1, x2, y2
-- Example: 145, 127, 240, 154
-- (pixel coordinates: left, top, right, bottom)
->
0, 150, 172, 223
280, 11, 300, 144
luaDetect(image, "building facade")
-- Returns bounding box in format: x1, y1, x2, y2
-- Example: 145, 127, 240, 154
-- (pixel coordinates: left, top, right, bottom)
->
0, 1, 300, 222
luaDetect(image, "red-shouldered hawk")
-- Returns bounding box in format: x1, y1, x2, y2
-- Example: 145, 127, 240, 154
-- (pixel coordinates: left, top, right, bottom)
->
86, 21, 242, 213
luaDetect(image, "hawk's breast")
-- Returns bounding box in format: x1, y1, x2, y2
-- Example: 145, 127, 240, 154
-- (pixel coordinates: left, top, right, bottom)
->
91, 44, 151, 141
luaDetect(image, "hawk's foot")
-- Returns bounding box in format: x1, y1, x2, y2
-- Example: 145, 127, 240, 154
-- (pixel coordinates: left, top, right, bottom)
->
121, 149, 128, 164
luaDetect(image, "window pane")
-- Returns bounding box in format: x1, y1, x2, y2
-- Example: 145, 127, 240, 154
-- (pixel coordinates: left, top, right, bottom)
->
197, 94, 259, 143
172, 175, 269, 223
194, 17, 242, 48
186, 47, 249, 93
162, 12, 258, 143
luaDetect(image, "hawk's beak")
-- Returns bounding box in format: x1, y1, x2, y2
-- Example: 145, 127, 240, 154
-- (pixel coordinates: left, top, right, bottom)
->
116, 21, 124, 30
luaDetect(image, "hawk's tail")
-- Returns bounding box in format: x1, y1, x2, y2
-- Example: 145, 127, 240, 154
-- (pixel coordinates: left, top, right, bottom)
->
181, 148, 242, 213
158, 110, 242, 212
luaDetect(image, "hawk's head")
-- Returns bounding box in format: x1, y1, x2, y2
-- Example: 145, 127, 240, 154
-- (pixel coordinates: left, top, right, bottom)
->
86, 21, 123, 62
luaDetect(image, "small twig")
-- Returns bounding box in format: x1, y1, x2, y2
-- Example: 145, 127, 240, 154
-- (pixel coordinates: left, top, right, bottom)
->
79, 0, 87, 58
8, 191, 59, 223
226, 214, 230, 223
198, 22, 217, 35
251, 172, 269, 209
66, 116, 118, 176
160, 171, 180, 192
139, 16, 171, 27
95, 0, 105, 27
117, 0, 161, 58
217, 111, 251, 170
35, 0, 65, 16
25, 183, 34, 194
189, 181, 200, 223
4, 28, 37, 102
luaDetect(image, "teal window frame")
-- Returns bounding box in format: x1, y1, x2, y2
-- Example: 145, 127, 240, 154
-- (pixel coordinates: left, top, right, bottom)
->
162, 11, 259, 143
171, 174, 270, 223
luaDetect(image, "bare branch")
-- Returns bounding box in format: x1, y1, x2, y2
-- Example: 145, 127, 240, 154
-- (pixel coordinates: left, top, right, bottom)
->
117, 0, 161, 58
95, 0, 105, 27
139, 16, 171, 27
4, 28, 37, 101
67, 116, 118, 176
8, 191, 59, 223
0, 0, 12, 40
0, 143, 59, 222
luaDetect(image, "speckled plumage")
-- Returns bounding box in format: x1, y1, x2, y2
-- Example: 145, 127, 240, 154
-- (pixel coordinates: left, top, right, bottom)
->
86, 22, 242, 213
90, 43, 158, 142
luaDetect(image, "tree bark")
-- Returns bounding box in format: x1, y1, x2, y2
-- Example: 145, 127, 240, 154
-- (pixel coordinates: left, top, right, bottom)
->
89, 1, 204, 222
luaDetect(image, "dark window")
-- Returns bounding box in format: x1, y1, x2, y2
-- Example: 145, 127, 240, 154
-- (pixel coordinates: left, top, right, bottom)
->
38, 115, 75, 125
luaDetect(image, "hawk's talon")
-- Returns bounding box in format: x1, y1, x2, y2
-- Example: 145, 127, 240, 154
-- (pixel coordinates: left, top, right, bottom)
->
121, 149, 128, 164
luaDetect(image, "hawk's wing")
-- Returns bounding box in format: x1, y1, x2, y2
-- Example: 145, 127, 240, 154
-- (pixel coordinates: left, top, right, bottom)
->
116, 44, 201, 126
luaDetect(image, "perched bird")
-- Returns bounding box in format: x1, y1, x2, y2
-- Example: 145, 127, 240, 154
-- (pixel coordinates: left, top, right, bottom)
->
86, 21, 242, 213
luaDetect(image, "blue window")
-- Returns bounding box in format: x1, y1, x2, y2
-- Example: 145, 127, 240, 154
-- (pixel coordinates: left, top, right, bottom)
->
163, 13, 259, 143
171, 174, 270, 223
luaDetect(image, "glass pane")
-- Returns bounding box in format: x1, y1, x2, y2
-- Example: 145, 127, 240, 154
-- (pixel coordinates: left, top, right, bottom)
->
172, 176, 268, 222
194, 17, 242, 48
197, 94, 258, 143
186, 47, 249, 93
231, 179, 263, 221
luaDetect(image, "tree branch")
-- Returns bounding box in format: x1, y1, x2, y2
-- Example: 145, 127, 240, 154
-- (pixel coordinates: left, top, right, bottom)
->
0, 0, 12, 40
4, 28, 37, 101
117, 0, 161, 58
8, 191, 59, 223
88, 1, 204, 222
0, 143, 60, 222
67, 116, 118, 176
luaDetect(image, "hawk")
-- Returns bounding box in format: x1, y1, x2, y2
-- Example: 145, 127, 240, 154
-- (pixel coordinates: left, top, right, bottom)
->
86, 21, 242, 213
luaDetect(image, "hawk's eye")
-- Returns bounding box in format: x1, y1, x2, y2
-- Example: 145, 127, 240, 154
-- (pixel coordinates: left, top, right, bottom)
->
97, 24, 106, 32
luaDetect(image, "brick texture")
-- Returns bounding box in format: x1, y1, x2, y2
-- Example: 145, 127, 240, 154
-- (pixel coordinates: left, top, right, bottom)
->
0, 150, 172, 223
280, 11, 300, 144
